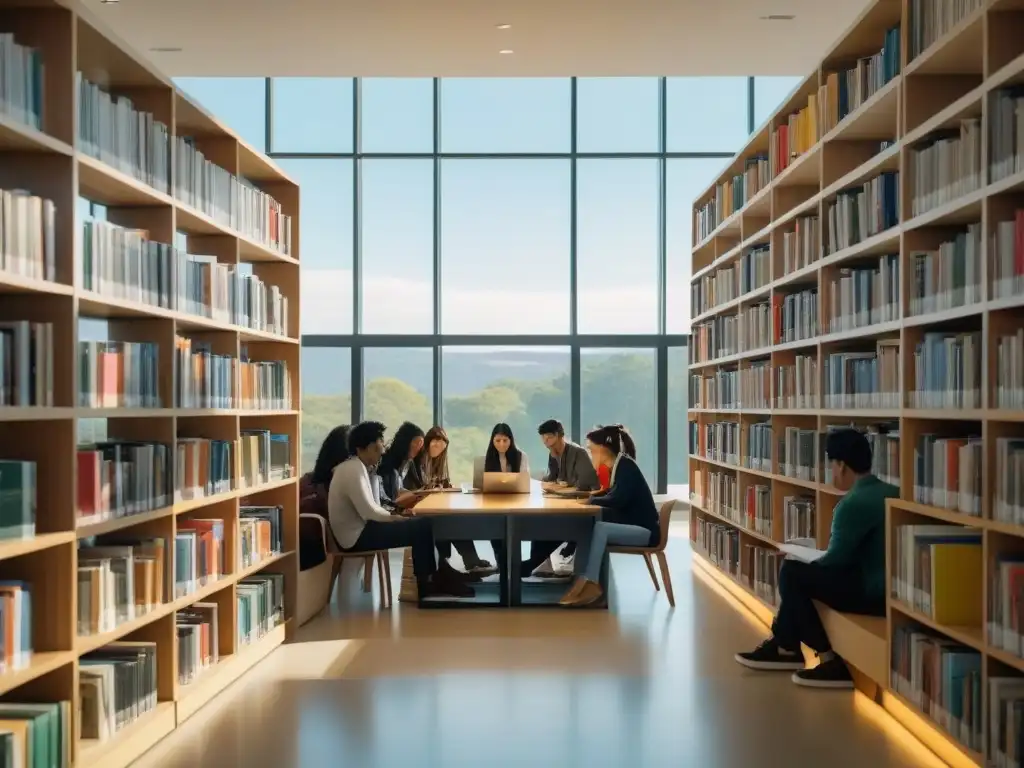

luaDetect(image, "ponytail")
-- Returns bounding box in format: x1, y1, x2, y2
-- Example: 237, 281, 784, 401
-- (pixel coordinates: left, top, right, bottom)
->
585, 423, 637, 460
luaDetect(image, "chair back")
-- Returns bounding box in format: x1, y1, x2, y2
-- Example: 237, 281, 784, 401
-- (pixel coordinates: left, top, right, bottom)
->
653, 499, 675, 552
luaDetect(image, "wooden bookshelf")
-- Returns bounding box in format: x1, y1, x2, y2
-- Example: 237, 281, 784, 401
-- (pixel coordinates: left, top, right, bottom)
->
688, 0, 1024, 765
0, 0, 300, 765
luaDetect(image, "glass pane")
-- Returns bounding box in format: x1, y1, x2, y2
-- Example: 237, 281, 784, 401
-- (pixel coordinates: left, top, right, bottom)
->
440, 78, 570, 153
361, 159, 434, 333
666, 77, 749, 152
440, 159, 570, 334
580, 349, 657, 485
301, 347, 352, 474
577, 159, 658, 333
362, 348, 434, 442
666, 158, 731, 333
173, 77, 266, 152
667, 345, 689, 494
278, 159, 354, 334
441, 346, 571, 485
576, 77, 659, 153
360, 78, 433, 153
754, 75, 805, 128
271, 78, 353, 153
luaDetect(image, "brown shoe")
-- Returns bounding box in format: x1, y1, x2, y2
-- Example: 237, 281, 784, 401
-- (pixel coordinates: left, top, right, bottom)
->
558, 577, 588, 605
562, 579, 604, 608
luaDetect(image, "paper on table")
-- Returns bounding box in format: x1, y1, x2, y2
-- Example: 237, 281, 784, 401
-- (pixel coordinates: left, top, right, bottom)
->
777, 542, 827, 563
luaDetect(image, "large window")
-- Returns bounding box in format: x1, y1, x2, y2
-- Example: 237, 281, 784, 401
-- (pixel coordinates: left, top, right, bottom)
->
441, 346, 571, 485
301, 347, 352, 472
577, 160, 659, 334
440, 160, 571, 335
278, 159, 354, 335
362, 348, 433, 441
580, 349, 657, 485
439, 78, 571, 153
361, 159, 434, 333
270, 78, 353, 153
182, 75, 770, 492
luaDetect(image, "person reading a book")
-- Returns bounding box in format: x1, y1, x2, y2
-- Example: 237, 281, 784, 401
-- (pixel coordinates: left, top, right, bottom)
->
734, 428, 896, 689
409, 425, 496, 576
523, 419, 601, 579
559, 424, 659, 608
328, 420, 471, 598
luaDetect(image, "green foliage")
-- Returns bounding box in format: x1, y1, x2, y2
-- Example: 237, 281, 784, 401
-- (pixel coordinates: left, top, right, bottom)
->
299, 352, 669, 484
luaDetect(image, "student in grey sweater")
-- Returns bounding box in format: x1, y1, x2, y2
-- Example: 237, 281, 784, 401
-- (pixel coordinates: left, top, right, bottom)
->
521, 419, 601, 578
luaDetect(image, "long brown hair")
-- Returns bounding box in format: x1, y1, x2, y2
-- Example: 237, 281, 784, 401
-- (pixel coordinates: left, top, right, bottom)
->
419, 425, 451, 486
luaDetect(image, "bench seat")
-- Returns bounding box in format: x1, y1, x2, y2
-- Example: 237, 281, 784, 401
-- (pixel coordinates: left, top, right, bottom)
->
814, 601, 887, 687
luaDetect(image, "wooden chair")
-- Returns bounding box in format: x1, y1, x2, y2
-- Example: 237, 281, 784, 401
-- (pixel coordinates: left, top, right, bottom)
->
607, 499, 676, 607
301, 513, 393, 609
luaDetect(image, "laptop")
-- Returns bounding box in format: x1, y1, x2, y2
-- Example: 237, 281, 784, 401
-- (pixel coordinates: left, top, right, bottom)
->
482, 470, 530, 494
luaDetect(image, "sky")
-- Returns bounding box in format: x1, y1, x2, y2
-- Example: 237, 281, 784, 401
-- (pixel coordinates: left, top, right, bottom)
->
173, 76, 804, 336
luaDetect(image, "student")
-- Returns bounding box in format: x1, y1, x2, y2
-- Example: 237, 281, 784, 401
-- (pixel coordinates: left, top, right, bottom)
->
299, 424, 349, 570
560, 424, 659, 608
376, 421, 426, 507
410, 426, 495, 575
734, 428, 895, 689
524, 419, 601, 578
327, 420, 471, 598
484, 423, 529, 474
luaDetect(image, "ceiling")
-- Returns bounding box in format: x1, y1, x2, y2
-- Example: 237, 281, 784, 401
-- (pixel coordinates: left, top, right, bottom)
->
81, 0, 872, 78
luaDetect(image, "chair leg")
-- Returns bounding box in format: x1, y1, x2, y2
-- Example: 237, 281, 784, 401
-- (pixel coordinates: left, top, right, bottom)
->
643, 553, 660, 591
383, 552, 393, 608
362, 556, 373, 592
330, 557, 343, 600
376, 553, 387, 609
655, 551, 675, 607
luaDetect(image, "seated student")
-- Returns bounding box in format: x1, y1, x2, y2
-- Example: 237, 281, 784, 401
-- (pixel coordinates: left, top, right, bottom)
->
378, 421, 477, 586
560, 424, 659, 608
300, 424, 350, 571
327, 420, 471, 598
412, 426, 495, 574
523, 419, 601, 578
485, 422, 529, 474
734, 428, 895, 689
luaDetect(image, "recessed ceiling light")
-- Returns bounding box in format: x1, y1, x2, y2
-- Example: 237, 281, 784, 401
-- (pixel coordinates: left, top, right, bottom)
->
759, 14, 795, 20
100, 0, 119, 4
499, 49, 514, 55
496, 23, 511, 29
150, 47, 183, 53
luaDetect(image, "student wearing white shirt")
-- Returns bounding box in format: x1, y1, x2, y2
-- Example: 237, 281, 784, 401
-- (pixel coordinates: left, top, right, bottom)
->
328, 421, 472, 598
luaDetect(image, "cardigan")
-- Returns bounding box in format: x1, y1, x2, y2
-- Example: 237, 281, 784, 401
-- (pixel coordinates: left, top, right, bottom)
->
591, 454, 660, 546
327, 457, 395, 549
543, 441, 599, 491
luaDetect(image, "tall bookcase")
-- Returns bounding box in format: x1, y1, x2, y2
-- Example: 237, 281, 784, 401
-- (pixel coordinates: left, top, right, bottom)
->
688, 0, 1024, 765
0, 1, 300, 766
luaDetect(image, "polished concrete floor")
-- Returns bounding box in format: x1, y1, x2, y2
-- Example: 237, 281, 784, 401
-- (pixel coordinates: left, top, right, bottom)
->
135, 523, 944, 768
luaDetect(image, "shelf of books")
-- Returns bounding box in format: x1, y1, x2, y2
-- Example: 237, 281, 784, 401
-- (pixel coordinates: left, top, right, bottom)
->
0, 1, 301, 766
687, 0, 1024, 765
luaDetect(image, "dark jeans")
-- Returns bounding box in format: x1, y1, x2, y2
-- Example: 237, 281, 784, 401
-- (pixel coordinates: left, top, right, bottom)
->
523, 540, 575, 573
344, 518, 437, 580
437, 540, 487, 565
771, 560, 885, 654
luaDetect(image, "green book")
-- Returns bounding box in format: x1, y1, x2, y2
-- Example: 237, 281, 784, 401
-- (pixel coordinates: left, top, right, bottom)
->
0, 461, 35, 541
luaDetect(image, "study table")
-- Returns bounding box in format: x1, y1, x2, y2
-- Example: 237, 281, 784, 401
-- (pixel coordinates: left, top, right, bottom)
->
413, 482, 603, 608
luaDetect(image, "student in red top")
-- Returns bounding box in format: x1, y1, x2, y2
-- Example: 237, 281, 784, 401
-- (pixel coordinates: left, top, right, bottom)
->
596, 463, 611, 490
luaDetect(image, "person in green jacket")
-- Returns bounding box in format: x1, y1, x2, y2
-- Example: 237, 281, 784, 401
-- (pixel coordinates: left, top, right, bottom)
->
734, 428, 897, 689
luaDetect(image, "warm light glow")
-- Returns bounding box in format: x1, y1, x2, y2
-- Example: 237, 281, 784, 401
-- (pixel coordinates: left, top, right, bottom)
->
496, 23, 512, 29
852, 693, 947, 767
880, 692, 980, 768
693, 553, 952, 768
499, 49, 514, 55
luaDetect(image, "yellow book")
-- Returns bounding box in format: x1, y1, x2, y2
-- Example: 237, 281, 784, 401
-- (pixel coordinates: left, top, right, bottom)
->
930, 543, 983, 626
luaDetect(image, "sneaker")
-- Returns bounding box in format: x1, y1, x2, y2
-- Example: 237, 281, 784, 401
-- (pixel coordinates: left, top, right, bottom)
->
792, 656, 854, 689
734, 638, 805, 671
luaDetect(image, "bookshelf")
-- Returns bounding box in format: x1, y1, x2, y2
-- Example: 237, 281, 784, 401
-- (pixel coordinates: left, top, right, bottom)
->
688, 0, 1024, 764
0, 1, 300, 766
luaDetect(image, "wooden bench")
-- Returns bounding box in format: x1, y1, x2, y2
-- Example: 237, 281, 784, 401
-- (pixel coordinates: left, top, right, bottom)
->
814, 601, 887, 690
